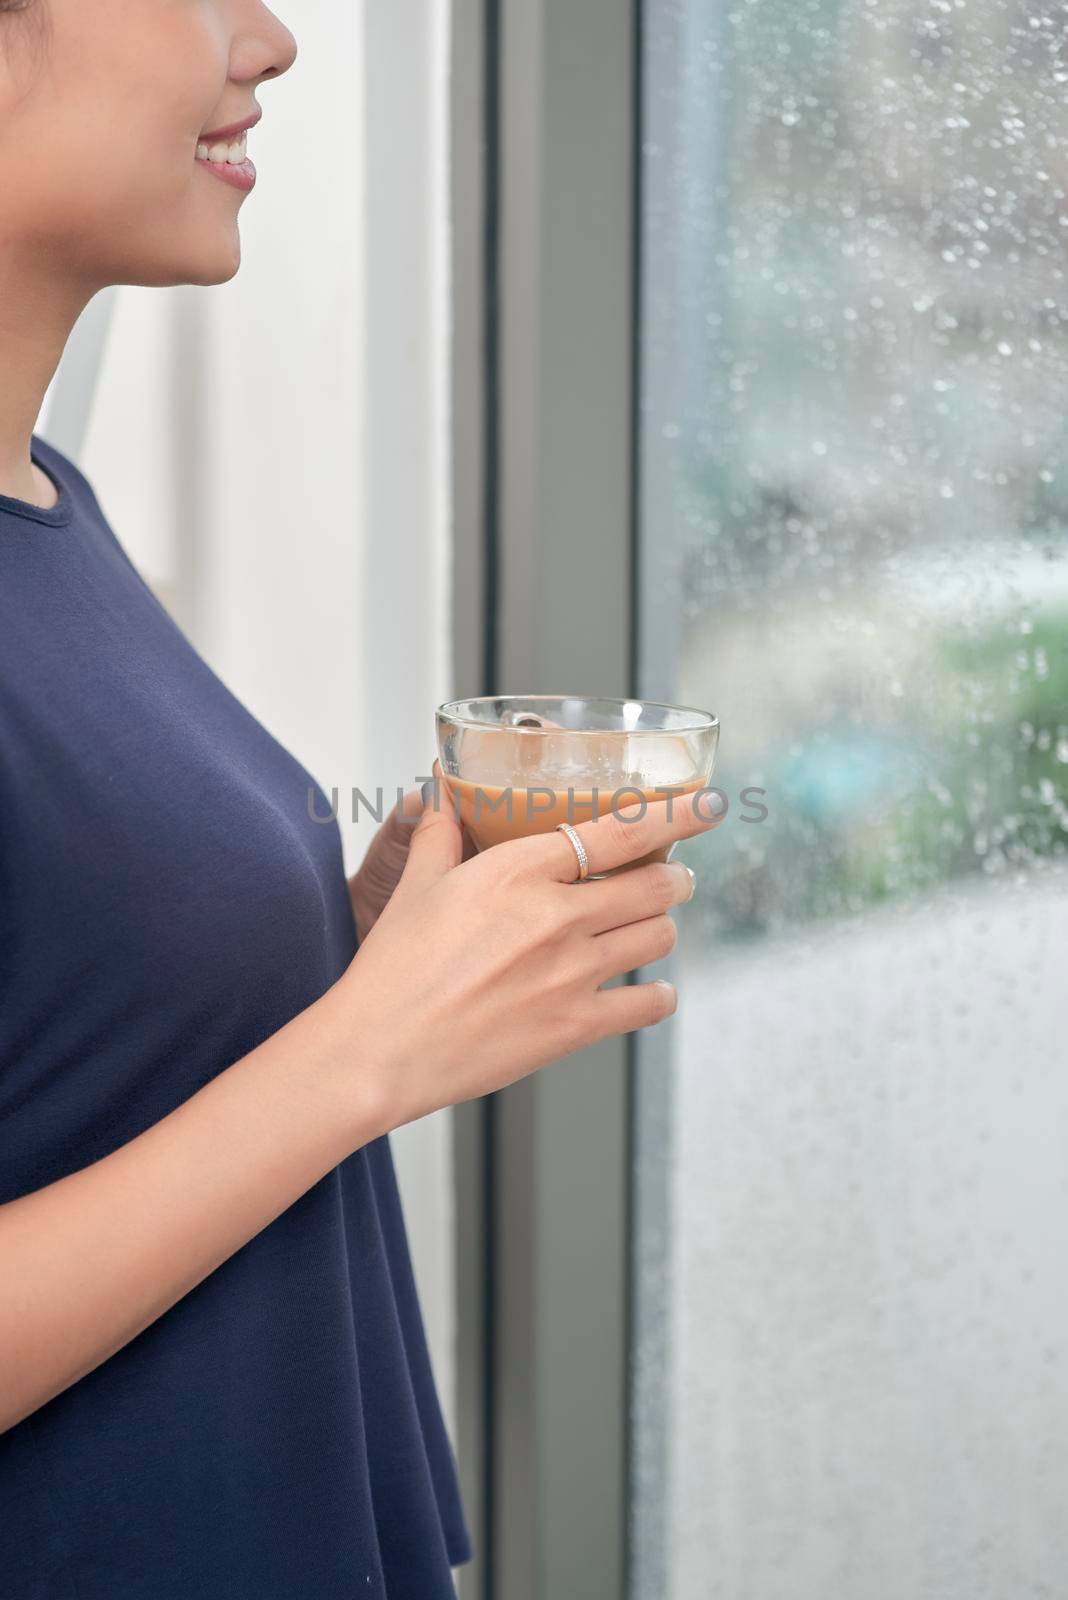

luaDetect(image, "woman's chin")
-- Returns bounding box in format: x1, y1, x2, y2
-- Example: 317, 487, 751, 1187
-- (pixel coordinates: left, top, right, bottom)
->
189, 240, 242, 286
149, 233, 243, 289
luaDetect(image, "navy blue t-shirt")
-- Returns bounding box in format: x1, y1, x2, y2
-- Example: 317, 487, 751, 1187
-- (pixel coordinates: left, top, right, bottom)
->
0, 432, 471, 1597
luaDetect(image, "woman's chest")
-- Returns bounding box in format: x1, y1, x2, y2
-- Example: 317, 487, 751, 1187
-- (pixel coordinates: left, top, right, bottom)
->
0, 603, 353, 1024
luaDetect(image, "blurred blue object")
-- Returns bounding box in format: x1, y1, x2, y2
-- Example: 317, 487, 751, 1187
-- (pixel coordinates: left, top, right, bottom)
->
775, 729, 921, 828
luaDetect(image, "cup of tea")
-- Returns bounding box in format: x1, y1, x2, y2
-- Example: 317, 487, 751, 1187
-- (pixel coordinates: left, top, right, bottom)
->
434, 694, 720, 878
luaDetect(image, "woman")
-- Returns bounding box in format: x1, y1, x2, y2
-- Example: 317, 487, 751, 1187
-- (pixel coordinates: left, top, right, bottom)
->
0, 2, 718, 1596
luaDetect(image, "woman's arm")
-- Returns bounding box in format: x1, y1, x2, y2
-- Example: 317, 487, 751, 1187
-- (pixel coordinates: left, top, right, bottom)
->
0, 984, 375, 1436
1, 778, 713, 1436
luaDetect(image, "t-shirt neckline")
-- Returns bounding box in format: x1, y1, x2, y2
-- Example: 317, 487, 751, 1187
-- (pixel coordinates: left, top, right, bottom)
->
0, 436, 74, 527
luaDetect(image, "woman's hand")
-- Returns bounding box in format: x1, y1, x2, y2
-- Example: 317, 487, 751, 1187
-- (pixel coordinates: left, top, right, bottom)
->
347, 759, 476, 942
325, 778, 724, 1136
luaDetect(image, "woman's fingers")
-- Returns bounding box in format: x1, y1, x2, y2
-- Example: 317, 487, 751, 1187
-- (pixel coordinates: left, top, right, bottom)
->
537, 785, 723, 884
574, 858, 695, 934
589, 910, 678, 982
584, 975, 679, 1041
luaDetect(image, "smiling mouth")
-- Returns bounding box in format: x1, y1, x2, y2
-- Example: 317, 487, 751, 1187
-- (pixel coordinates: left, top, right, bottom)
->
195, 129, 249, 166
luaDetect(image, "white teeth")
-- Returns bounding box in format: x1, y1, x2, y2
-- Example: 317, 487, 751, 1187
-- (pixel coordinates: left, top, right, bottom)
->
196, 131, 247, 164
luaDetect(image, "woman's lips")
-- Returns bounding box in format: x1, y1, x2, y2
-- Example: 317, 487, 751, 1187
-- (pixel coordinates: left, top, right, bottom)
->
195, 154, 257, 193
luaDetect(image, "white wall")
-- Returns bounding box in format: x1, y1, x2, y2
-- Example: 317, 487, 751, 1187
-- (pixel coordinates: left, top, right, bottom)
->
60, 0, 459, 1443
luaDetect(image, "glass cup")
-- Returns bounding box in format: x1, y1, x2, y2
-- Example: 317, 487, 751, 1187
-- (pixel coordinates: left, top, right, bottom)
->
435, 695, 720, 878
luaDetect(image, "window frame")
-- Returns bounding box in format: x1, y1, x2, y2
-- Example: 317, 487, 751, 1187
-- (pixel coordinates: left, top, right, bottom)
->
450, 0, 641, 1594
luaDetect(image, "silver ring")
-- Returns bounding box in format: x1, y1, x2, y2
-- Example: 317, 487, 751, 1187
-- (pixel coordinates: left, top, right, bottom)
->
555, 821, 590, 882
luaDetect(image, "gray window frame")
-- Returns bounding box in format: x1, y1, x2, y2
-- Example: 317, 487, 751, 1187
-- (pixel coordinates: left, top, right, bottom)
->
449, 1, 641, 1595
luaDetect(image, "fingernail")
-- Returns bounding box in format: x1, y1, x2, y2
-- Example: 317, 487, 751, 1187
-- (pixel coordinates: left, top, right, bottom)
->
694, 787, 727, 822
670, 862, 696, 901
654, 978, 678, 1012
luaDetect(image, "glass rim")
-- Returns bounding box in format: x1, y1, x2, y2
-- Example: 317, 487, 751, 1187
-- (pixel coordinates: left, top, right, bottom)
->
436, 693, 719, 735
